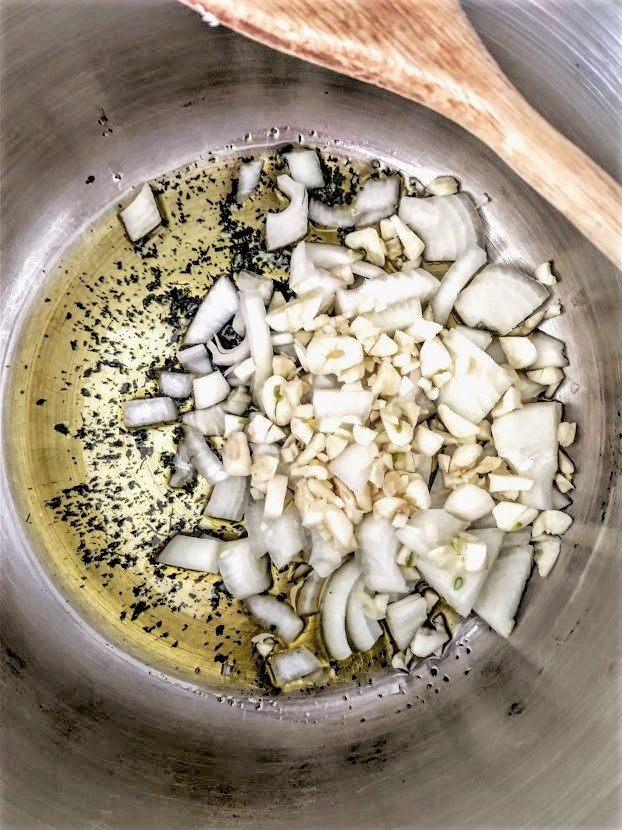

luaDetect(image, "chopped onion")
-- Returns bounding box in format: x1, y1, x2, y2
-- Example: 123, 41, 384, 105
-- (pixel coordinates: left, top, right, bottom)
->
357, 516, 407, 594
398, 193, 484, 261
219, 540, 271, 599
204, 476, 247, 521
305, 242, 362, 268
313, 387, 373, 422
528, 331, 569, 368
157, 534, 220, 573
534, 536, 562, 577
239, 289, 273, 404
396, 509, 466, 557
411, 623, 449, 658
363, 297, 422, 334
170, 440, 194, 488
181, 405, 225, 436
264, 506, 306, 568
309, 199, 355, 228
321, 557, 362, 660
268, 646, 322, 686
185, 276, 239, 346
159, 371, 194, 399
208, 336, 251, 366
431, 245, 487, 325
285, 149, 325, 189
193, 370, 230, 409
492, 402, 561, 509
444, 484, 495, 522
329, 443, 376, 494
266, 174, 308, 251
354, 177, 400, 226
336, 269, 438, 317
308, 527, 343, 578
385, 594, 427, 650
452, 325, 492, 351
237, 159, 263, 200
345, 574, 383, 651
123, 397, 177, 428
454, 264, 550, 335
184, 425, 228, 484
474, 545, 533, 637
178, 344, 212, 375
120, 182, 161, 241
246, 594, 304, 643
264, 474, 289, 519
297, 571, 326, 615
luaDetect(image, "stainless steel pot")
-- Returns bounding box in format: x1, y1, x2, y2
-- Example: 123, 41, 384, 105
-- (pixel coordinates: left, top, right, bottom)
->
2, 1, 620, 827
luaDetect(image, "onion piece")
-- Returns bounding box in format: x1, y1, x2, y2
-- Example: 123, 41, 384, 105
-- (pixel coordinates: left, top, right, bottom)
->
181, 405, 225, 436
266, 174, 308, 251
528, 331, 569, 369
416, 527, 504, 617
297, 571, 326, 615
345, 574, 383, 651
170, 440, 194, 488
157, 534, 220, 573
454, 264, 550, 335
385, 594, 427, 650
309, 199, 355, 228
184, 425, 228, 484
313, 387, 373, 422
357, 516, 407, 594
534, 536, 562, 577
184, 276, 239, 346
492, 402, 561, 509
159, 371, 194, 399
430, 245, 487, 325
305, 242, 362, 268
321, 557, 362, 660
237, 159, 263, 200
239, 289, 273, 405
329, 443, 376, 494
336, 269, 439, 317
398, 192, 484, 261
178, 344, 212, 375
285, 149, 325, 188
244, 496, 268, 557
308, 527, 343, 578
193, 370, 230, 409
123, 397, 177, 428
474, 545, 533, 638
444, 484, 495, 522
223, 387, 251, 416
204, 476, 247, 521
208, 336, 251, 367
219, 540, 271, 599
452, 325, 492, 351
264, 506, 306, 569
246, 594, 304, 643
119, 183, 161, 241
440, 329, 512, 423
363, 297, 422, 334
268, 646, 322, 686
264, 474, 289, 519
396, 509, 467, 557
236, 269, 274, 304
411, 623, 449, 658
354, 176, 400, 226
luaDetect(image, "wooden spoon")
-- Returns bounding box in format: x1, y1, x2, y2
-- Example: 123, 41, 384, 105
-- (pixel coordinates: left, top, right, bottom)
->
182, 0, 621, 268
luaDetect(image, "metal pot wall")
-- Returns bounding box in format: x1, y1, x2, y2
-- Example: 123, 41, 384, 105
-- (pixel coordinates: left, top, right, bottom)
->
1, 1, 620, 827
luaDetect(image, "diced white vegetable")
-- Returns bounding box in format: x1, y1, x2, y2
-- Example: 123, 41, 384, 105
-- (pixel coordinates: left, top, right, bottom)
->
427, 175, 459, 196
193, 370, 230, 409
354, 177, 400, 226
410, 624, 449, 658
266, 174, 308, 251
499, 336, 538, 369
182, 405, 225, 436
304, 242, 362, 268
389, 215, 425, 260
185, 276, 239, 346
357, 516, 407, 594
237, 160, 263, 200
120, 183, 161, 241
208, 337, 251, 367
454, 264, 549, 335
309, 199, 355, 228
306, 335, 363, 375
474, 546, 533, 637
170, 440, 194, 488
157, 534, 220, 573
204, 476, 247, 521
297, 571, 326, 615
532, 510, 573, 538
264, 506, 306, 569
534, 536, 562, 577
184, 426, 228, 484
313, 387, 373, 422
430, 245, 487, 325
219, 540, 271, 599
345, 574, 383, 652
440, 329, 512, 423
268, 646, 322, 686
557, 422, 577, 447
178, 344, 212, 375
159, 371, 194, 399
239, 289, 273, 404
246, 594, 304, 644
444, 484, 495, 522
321, 557, 362, 660
308, 527, 343, 578
420, 337, 452, 377
385, 594, 427, 650
528, 331, 568, 368
336, 270, 438, 317
437, 404, 479, 438
329, 443, 376, 494
123, 397, 177, 428
412, 425, 444, 457
452, 325, 492, 351
363, 297, 422, 334
398, 192, 484, 261
534, 261, 557, 285
492, 402, 561, 509
396, 509, 466, 556
264, 474, 289, 519
285, 149, 325, 189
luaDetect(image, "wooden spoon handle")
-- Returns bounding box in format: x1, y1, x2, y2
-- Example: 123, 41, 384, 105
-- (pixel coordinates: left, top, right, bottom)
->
184, 0, 622, 268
